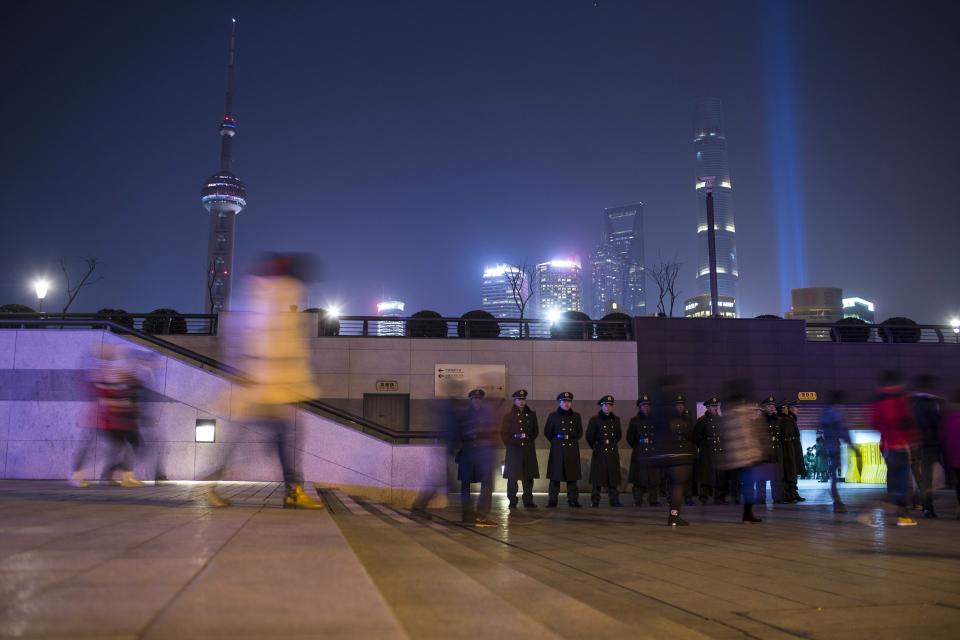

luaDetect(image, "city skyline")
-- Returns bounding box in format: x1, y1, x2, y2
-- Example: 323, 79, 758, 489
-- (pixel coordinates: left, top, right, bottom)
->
1, 2, 958, 323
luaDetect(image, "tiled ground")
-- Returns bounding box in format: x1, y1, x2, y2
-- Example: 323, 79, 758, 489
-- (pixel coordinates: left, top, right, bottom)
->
1, 480, 959, 639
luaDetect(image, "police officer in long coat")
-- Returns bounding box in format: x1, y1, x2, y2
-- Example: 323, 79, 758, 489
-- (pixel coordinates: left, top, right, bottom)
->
501, 389, 540, 509
627, 394, 661, 506
586, 395, 624, 507
694, 397, 728, 504
454, 389, 498, 526
780, 401, 806, 503
545, 391, 583, 508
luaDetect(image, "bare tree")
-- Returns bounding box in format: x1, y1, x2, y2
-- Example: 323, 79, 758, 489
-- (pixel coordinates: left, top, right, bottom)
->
60, 258, 103, 313
647, 252, 683, 317
505, 260, 535, 337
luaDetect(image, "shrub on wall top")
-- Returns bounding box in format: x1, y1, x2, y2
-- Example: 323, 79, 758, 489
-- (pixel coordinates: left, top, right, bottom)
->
457, 309, 501, 338
880, 317, 921, 343
596, 312, 633, 340
95, 308, 134, 329
303, 307, 340, 337
831, 316, 871, 343
550, 310, 593, 340
406, 310, 447, 338
144, 308, 187, 334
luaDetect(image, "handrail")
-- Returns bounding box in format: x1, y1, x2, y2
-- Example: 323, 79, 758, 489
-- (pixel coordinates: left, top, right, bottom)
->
1, 318, 443, 442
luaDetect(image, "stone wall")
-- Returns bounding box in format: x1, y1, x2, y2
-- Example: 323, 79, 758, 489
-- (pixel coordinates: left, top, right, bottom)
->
0, 329, 445, 504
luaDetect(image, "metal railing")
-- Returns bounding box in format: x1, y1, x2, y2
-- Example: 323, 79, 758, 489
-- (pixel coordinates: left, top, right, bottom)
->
0, 317, 441, 443
805, 322, 960, 344
319, 315, 635, 340
0, 313, 217, 335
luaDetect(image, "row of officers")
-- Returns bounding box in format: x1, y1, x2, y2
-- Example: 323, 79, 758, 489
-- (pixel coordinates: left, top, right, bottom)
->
452, 388, 805, 527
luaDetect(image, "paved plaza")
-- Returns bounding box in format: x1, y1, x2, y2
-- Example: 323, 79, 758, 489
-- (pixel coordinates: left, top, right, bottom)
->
0, 480, 959, 639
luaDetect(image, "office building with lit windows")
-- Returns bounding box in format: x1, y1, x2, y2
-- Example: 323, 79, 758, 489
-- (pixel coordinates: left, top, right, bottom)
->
535, 260, 583, 318
785, 288, 844, 322
683, 293, 737, 318
693, 98, 739, 315
482, 265, 527, 336
589, 204, 646, 318
842, 297, 876, 323
376, 300, 406, 336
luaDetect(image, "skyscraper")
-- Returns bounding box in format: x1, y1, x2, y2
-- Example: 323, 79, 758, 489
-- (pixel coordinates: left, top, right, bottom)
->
482, 264, 526, 318
202, 20, 247, 313
376, 300, 406, 336
589, 204, 645, 318
535, 260, 583, 318
842, 297, 876, 323
693, 98, 739, 315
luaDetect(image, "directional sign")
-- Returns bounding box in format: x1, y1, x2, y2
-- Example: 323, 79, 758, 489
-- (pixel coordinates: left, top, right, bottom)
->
435, 364, 506, 398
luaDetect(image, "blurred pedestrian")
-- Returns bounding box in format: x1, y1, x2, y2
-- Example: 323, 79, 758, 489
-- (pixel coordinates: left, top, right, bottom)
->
545, 392, 583, 508
719, 382, 769, 524
213, 253, 324, 509
911, 374, 945, 518
862, 370, 920, 527
940, 390, 960, 519
69, 344, 146, 488
454, 389, 498, 526
587, 395, 624, 507
653, 381, 695, 527
627, 394, 661, 506
757, 397, 785, 503
500, 389, 540, 509
820, 390, 854, 512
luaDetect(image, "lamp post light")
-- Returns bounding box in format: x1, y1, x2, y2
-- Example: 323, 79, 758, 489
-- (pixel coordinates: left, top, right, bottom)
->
33, 279, 49, 313
951, 318, 959, 343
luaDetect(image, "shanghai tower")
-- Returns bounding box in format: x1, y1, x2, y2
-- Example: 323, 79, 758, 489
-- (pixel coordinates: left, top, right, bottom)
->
202, 19, 247, 312
693, 97, 738, 314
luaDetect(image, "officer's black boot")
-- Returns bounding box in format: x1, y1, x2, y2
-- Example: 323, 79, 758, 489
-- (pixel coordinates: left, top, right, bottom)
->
668, 509, 690, 526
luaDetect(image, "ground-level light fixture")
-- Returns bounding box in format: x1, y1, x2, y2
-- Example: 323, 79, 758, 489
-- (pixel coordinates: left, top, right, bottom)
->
951, 318, 960, 334
195, 419, 216, 443
547, 309, 562, 324
327, 305, 341, 319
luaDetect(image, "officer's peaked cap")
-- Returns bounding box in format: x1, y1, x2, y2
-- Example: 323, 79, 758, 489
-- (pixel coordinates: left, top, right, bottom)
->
512, 389, 528, 399
557, 391, 574, 402
598, 395, 615, 405
468, 388, 486, 399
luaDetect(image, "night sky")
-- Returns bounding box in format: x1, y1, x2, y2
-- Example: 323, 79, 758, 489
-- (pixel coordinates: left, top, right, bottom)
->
2, 0, 958, 322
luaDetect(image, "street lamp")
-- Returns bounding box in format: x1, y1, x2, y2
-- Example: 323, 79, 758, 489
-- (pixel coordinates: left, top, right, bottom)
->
33, 279, 49, 313
951, 318, 959, 343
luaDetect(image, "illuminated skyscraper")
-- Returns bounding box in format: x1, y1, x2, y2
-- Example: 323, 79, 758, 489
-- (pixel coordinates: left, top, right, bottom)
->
376, 300, 406, 336
202, 20, 246, 313
482, 264, 526, 319
842, 297, 876, 323
589, 204, 645, 318
693, 98, 739, 315
535, 260, 583, 318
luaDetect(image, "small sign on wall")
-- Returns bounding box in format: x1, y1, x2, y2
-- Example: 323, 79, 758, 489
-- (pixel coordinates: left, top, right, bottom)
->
376, 380, 400, 392
798, 392, 817, 401
435, 364, 506, 398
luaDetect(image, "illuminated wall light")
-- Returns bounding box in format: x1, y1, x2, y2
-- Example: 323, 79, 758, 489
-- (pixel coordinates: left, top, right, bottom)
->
720, 180, 732, 189
725, 225, 736, 232
195, 419, 216, 443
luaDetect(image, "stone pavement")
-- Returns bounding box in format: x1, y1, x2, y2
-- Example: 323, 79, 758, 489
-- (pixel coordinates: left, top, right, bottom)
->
1, 480, 959, 639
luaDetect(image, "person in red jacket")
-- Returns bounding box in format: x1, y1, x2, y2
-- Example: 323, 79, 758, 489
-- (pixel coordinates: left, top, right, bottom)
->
866, 370, 921, 527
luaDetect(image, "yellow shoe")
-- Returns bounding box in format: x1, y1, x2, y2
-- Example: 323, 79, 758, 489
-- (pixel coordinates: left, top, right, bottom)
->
119, 471, 145, 488
283, 484, 324, 510
68, 472, 88, 488
896, 516, 917, 527
207, 489, 232, 508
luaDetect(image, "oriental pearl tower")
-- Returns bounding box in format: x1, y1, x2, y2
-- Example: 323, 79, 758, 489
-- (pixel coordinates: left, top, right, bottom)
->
202, 19, 246, 312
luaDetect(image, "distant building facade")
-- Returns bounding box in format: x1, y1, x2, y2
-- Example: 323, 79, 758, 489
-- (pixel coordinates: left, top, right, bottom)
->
376, 300, 406, 336
589, 204, 646, 318
683, 293, 737, 318
482, 264, 527, 337
694, 98, 739, 316
842, 297, 876, 323
785, 287, 844, 322
535, 260, 583, 318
